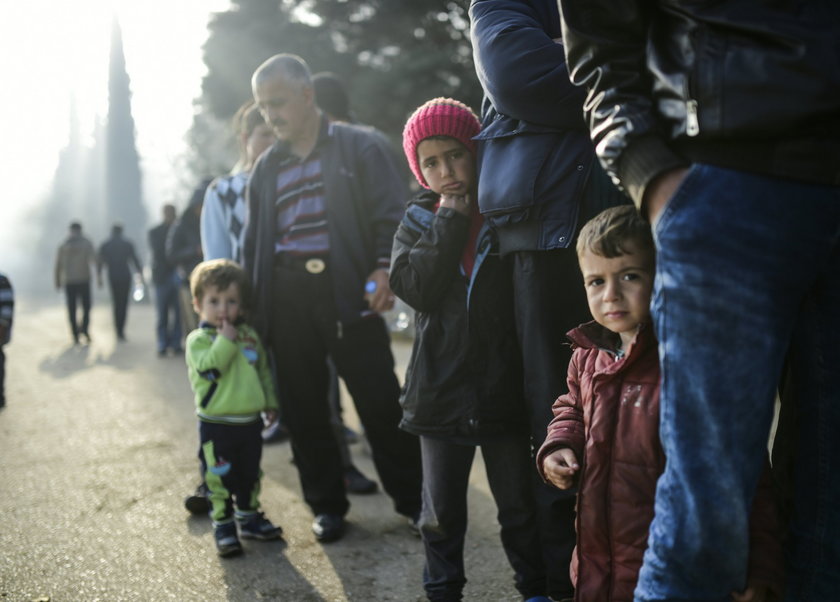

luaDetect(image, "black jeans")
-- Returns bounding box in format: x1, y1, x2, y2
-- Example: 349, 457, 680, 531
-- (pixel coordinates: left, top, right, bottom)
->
419, 434, 546, 601
64, 282, 91, 340
0, 345, 5, 406
268, 264, 422, 517
108, 276, 131, 337
512, 249, 589, 599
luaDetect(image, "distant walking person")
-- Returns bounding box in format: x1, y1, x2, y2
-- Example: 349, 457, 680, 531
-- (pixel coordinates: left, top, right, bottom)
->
54, 222, 97, 344
168, 181, 210, 334
98, 223, 144, 341
0, 272, 13, 408
148, 204, 182, 356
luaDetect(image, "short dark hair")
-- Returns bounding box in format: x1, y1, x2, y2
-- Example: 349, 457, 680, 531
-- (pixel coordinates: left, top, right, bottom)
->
313, 72, 352, 122
576, 205, 654, 260
189, 259, 251, 309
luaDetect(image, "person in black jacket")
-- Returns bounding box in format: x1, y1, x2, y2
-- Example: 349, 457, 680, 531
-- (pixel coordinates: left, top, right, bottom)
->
469, 2, 627, 598
148, 204, 182, 356
243, 53, 422, 544
557, 0, 840, 599
167, 181, 210, 334
391, 98, 548, 602
0, 272, 12, 408
97, 223, 143, 341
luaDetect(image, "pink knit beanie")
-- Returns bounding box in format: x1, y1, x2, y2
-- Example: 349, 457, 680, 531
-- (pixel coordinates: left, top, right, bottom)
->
402, 98, 481, 189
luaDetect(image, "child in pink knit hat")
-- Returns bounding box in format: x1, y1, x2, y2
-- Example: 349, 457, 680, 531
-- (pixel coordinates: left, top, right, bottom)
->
390, 98, 550, 602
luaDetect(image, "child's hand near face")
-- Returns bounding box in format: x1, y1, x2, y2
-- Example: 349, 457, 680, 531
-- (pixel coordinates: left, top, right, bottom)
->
543, 448, 580, 489
220, 318, 237, 341
439, 193, 471, 216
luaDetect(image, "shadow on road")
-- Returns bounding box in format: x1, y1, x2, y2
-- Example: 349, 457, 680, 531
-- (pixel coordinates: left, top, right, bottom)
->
38, 343, 90, 378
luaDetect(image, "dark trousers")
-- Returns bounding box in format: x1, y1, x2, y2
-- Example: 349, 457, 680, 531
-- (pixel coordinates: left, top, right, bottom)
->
419, 434, 546, 601
0, 346, 5, 406
64, 282, 91, 340
512, 249, 589, 599
269, 264, 422, 517
108, 276, 131, 338
199, 420, 264, 523
153, 273, 182, 352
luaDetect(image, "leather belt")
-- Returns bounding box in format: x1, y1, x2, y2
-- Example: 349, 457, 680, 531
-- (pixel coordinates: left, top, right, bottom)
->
275, 254, 328, 274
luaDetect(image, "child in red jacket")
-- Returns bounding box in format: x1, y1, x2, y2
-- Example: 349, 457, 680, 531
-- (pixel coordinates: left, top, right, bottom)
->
537, 205, 783, 602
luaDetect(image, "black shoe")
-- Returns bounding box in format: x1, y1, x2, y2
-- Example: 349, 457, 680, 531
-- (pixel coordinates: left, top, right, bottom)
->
311, 513, 345, 543
80, 331, 91, 344
184, 482, 210, 515
344, 465, 378, 495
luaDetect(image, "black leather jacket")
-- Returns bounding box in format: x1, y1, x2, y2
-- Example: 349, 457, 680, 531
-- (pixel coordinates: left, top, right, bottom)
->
560, 0, 840, 205
390, 191, 528, 440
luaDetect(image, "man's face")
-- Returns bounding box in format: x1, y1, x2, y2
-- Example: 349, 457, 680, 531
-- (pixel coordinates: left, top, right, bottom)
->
253, 73, 314, 144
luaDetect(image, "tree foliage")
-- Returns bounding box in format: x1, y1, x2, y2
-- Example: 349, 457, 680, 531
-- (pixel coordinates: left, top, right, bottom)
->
189, 0, 483, 176
106, 19, 147, 251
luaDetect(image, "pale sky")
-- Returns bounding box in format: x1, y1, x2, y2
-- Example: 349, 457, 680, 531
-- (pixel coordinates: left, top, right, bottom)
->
0, 0, 229, 276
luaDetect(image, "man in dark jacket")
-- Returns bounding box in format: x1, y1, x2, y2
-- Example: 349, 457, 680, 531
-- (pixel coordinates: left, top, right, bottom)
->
558, 0, 840, 599
166, 182, 209, 334
0, 272, 12, 408
148, 204, 181, 355
97, 223, 143, 341
469, 1, 626, 597
243, 53, 422, 544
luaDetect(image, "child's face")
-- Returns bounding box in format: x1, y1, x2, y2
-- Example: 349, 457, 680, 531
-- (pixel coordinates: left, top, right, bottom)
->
416, 137, 475, 196
579, 243, 654, 349
193, 283, 242, 328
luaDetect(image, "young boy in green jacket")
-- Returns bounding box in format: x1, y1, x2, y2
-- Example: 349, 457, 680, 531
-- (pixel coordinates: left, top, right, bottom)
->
186, 258, 282, 557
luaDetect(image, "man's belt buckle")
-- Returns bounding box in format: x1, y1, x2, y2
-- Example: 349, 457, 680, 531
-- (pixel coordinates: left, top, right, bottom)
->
304, 258, 326, 274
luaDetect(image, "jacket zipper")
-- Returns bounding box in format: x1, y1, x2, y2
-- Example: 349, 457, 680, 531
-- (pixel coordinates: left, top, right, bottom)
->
686, 99, 700, 137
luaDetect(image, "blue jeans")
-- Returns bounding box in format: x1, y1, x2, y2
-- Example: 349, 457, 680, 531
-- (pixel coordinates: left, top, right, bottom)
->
154, 272, 182, 352
419, 434, 545, 601
635, 165, 840, 601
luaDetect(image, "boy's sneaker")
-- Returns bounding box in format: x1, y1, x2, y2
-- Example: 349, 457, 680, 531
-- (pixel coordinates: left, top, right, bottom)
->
214, 521, 243, 557
184, 482, 210, 515
236, 511, 283, 540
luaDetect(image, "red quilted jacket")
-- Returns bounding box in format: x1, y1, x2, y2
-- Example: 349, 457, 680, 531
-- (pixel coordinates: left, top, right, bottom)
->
536, 321, 783, 601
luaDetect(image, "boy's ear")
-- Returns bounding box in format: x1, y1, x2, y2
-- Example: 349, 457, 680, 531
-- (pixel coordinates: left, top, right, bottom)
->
192, 297, 201, 315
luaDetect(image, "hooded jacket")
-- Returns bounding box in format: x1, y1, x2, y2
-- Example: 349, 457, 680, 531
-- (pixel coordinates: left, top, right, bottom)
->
536, 321, 783, 601
389, 191, 527, 440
